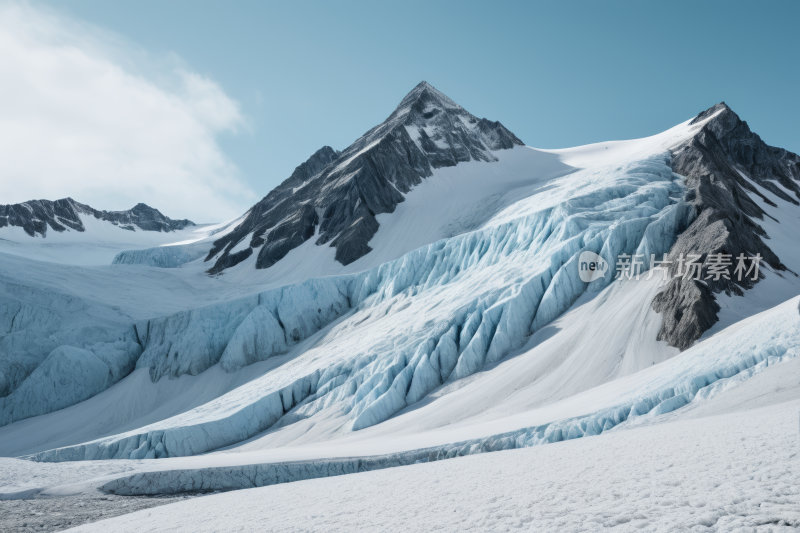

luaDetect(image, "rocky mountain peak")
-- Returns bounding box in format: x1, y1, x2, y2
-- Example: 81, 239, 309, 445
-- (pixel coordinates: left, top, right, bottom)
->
102, 203, 194, 233
283, 146, 341, 190
344, 81, 523, 172
205, 82, 524, 274
689, 101, 731, 126
691, 102, 800, 203
394, 81, 464, 115
652, 101, 800, 350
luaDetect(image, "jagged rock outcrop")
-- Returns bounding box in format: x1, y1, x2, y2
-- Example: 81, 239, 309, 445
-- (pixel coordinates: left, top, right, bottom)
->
205, 81, 523, 274
0, 198, 194, 237
654, 103, 799, 350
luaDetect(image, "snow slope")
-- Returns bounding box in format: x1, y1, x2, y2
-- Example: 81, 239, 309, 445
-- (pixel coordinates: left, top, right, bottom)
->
13, 292, 797, 494
2, 292, 799, 501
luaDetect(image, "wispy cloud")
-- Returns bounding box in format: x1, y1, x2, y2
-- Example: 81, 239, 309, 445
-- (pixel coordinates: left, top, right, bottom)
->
0, 2, 257, 222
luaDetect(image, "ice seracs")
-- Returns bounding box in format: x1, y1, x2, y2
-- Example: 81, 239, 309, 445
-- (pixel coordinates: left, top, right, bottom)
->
0, 278, 142, 425
16, 153, 695, 459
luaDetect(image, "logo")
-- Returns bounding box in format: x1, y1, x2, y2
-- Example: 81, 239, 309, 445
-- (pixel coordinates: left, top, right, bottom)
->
578, 251, 608, 283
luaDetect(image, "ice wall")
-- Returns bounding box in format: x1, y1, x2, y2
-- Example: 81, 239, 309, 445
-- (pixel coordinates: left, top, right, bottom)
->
134, 277, 352, 382
28, 154, 697, 461
0, 281, 141, 426
112, 243, 209, 269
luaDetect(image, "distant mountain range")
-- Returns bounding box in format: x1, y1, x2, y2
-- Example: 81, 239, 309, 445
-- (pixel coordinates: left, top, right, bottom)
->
0, 198, 194, 236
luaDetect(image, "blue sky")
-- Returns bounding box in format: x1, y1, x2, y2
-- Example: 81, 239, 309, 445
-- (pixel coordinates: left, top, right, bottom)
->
3, 0, 799, 221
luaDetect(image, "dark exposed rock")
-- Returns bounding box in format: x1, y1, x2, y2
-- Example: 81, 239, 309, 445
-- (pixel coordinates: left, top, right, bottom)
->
329, 200, 381, 266
653, 103, 799, 350
205, 81, 523, 274
652, 277, 720, 351
691, 103, 800, 204
0, 198, 87, 237
99, 203, 194, 232
0, 198, 194, 237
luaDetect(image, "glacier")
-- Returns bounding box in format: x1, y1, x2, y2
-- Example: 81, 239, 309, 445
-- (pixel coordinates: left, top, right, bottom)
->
0, 279, 141, 425
112, 243, 208, 269
89, 295, 800, 495
20, 153, 697, 461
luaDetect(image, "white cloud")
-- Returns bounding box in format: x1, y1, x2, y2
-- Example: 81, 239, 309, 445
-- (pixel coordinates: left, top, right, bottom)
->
0, 3, 258, 222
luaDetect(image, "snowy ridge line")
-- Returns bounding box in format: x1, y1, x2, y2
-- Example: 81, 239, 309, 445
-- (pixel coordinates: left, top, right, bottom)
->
98, 340, 799, 497
25, 155, 691, 461
0, 198, 194, 239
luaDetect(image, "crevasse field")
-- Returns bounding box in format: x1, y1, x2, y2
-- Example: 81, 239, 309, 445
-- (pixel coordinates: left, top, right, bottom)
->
2, 106, 800, 532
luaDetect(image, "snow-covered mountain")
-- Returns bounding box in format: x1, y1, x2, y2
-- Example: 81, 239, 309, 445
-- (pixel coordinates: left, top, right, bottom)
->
2, 82, 800, 531
0, 198, 207, 266
0, 198, 194, 237
203, 81, 523, 273
652, 103, 800, 348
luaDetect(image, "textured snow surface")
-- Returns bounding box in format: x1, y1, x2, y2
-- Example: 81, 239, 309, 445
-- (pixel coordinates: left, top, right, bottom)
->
63, 397, 800, 532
